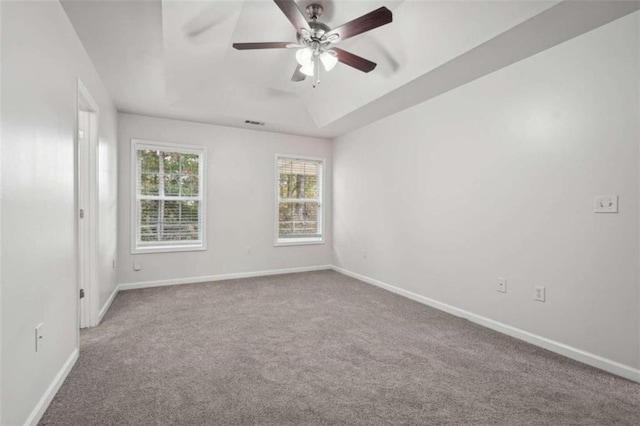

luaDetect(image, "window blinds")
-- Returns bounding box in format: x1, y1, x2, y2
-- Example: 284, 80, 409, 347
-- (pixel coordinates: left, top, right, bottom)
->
135, 146, 204, 249
277, 156, 323, 241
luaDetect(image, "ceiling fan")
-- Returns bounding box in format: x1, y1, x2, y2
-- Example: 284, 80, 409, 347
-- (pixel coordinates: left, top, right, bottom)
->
232, 0, 393, 87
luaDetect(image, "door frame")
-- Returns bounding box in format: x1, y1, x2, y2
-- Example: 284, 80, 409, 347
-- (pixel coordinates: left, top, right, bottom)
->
76, 79, 100, 329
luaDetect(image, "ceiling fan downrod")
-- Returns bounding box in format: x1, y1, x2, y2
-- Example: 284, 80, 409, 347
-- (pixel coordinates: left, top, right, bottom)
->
305, 4, 330, 87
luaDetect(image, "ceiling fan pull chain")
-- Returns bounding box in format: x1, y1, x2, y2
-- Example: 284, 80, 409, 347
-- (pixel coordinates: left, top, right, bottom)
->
313, 58, 321, 88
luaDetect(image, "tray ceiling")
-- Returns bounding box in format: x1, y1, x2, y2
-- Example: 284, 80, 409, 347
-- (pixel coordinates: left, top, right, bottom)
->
61, 1, 638, 138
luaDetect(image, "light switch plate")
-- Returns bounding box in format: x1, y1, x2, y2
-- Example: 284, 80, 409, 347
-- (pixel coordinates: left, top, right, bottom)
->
497, 277, 507, 293
35, 323, 44, 352
594, 195, 618, 213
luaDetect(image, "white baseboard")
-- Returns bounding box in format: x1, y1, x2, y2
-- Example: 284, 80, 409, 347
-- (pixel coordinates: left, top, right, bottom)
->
97, 284, 120, 324
119, 265, 333, 291
19, 267, 331, 424
331, 265, 640, 383
24, 348, 79, 426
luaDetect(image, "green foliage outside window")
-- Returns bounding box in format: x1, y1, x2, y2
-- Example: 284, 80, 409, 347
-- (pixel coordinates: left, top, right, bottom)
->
277, 158, 322, 239
138, 149, 201, 243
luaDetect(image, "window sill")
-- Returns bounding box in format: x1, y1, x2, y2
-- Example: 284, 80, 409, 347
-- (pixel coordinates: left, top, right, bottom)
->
275, 238, 324, 247
131, 244, 206, 255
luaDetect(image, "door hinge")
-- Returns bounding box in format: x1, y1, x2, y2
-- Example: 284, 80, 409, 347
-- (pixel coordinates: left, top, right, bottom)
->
80, 289, 85, 299
79, 209, 85, 219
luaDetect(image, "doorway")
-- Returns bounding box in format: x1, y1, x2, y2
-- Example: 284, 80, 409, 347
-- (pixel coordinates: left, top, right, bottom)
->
77, 79, 99, 329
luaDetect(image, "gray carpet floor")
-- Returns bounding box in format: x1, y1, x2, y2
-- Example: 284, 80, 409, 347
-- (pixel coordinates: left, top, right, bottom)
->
40, 270, 640, 425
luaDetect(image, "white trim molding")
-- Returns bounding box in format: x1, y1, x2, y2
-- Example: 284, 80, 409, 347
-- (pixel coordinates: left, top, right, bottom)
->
331, 265, 640, 383
24, 348, 79, 426
119, 265, 333, 291
98, 285, 120, 324
76, 78, 100, 329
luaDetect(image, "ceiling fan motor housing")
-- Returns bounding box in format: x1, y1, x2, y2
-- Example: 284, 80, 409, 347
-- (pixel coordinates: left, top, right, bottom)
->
299, 4, 330, 42
297, 20, 330, 44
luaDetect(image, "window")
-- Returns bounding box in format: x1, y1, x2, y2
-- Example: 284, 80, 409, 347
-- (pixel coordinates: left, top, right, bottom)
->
276, 155, 324, 245
131, 140, 206, 253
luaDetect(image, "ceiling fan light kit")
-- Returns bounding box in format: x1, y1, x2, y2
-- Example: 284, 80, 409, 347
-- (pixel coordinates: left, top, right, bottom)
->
232, 0, 393, 88
295, 46, 338, 77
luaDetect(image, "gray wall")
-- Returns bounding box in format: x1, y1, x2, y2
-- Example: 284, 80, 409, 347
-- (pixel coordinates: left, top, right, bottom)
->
117, 113, 333, 285
333, 13, 640, 370
1, 1, 118, 424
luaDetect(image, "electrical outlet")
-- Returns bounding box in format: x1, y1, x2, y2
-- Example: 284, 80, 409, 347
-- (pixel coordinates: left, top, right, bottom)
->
361, 249, 367, 259
497, 277, 507, 293
246, 246, 252, 255
112, 258, 116, 269
593, 195, 618, 213
133, 262, 141, 271
534, 286, 546, 302
35, 323, 44, 352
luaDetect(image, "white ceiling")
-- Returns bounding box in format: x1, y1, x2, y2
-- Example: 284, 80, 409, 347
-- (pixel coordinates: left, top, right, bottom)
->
61, 0, 639, 138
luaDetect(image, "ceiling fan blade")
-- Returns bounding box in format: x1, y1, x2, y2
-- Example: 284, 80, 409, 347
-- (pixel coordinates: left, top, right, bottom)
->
274, 0, 311, 34
333, 48, 377, 73
325, 7, 392, 42
291, 64, 306, 82
233, 42, 292, 50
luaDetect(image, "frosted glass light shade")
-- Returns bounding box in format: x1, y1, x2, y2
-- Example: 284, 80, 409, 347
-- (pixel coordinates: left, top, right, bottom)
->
295, 47, 338, 78
300, 62, 315, 76
320, 51, 338, 71
295, 47, 313, 66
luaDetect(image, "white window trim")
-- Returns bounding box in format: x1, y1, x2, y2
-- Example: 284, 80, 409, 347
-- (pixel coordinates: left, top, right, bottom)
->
130, 139, 207, 254
274, 153, 325, 247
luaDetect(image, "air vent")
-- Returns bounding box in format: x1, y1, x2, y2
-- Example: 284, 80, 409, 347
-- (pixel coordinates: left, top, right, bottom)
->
245, 120, 265, 126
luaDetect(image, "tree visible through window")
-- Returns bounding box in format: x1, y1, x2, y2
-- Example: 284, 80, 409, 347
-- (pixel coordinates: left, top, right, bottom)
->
276, 156, 324, 244
132, 140, 205, 252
